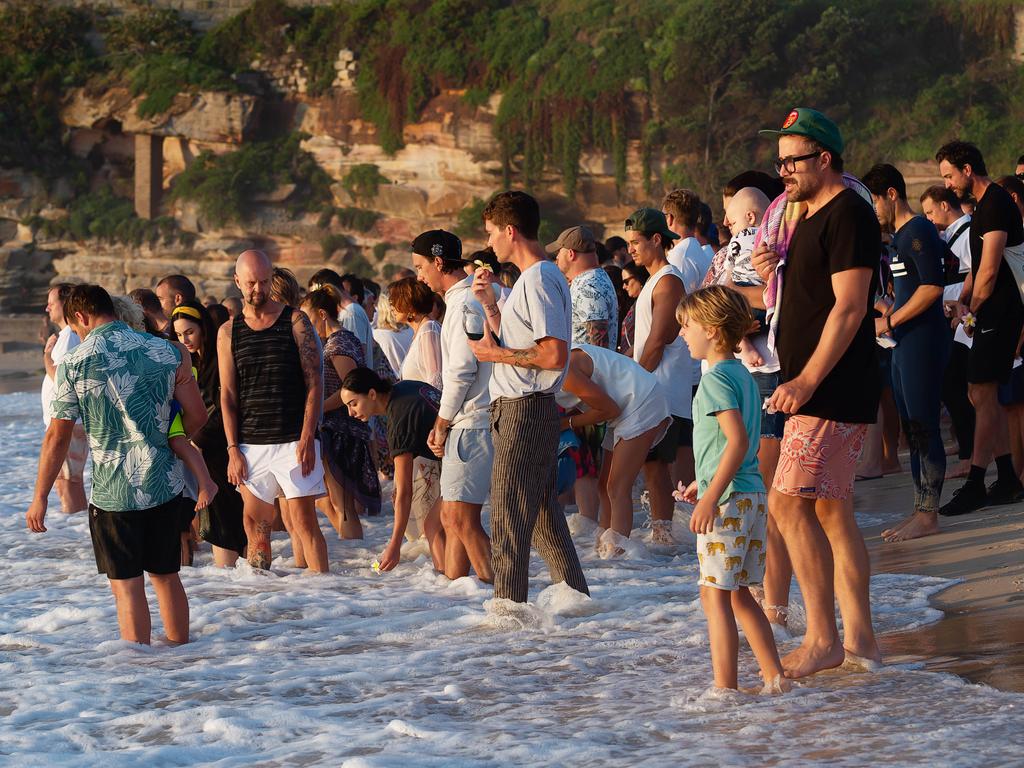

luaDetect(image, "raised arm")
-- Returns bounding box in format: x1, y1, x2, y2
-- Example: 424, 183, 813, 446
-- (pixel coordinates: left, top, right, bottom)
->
637, 277, 684, 372
324, 354, 357, 412
292, 310, 324, 477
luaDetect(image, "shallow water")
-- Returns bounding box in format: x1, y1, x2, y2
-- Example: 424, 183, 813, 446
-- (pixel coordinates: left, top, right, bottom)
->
1, 392, 1021, 767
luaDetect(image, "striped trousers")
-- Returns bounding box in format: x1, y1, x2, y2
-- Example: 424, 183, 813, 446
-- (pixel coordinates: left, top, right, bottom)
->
489, 394, 589, 603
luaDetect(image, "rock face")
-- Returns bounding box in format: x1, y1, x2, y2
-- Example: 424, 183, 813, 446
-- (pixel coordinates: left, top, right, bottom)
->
62, 88, 260, 146
5, 51, 667, 303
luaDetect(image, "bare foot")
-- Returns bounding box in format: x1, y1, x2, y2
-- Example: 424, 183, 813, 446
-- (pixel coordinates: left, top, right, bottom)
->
783, 640, 845, 679
843, 649, 883, 671
884, 511, 939, 543
882, 462, 903, 475
762, 673, 794, 693
880, 511, 916, 540
194, 478, 219, 511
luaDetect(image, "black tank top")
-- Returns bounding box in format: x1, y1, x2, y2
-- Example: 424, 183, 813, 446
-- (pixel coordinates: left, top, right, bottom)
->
232, 305, 307, 444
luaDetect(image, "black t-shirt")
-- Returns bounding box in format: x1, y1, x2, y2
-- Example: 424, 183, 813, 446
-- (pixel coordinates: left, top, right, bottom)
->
386, 380, 441, 460
776, 188, 881, 423
970, 181, 1024, 315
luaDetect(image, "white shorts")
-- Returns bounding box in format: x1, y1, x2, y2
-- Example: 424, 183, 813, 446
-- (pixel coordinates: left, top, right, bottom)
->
239, 440, 326, 505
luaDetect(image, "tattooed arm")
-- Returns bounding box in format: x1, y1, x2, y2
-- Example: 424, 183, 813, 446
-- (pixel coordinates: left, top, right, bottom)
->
468, 333, 568, 371
292, 310, 324, 477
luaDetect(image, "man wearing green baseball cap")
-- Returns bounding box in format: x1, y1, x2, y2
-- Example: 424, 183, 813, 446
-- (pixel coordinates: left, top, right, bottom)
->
623, 207, 689, 547
754, 107, 883, 680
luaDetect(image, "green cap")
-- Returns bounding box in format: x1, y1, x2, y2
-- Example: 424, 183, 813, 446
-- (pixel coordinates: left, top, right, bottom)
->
624, 208, 678, 242
758, 107, 844, 155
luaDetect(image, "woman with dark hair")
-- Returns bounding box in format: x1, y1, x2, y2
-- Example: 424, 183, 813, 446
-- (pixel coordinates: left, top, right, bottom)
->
300, 288, 381, 539
618, 261, 649, 356
602, 264, 631, 343
340, 368, 445, 573
171, 300, 247, 566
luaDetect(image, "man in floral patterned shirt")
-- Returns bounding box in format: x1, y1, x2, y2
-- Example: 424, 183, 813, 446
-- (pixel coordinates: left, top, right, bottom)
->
26, 284, 207, 646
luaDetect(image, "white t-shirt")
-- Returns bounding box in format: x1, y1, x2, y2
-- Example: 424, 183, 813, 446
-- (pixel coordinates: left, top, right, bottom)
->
400, 320, 443, 391
339, 302, 374, 369
668, 237, 713, 294
569, 266, 618, 350
373, 326, 413, 377
633, 263, 692, 419
942, 214, 973, 302
41, 325, 80, 427
490, 260, 571, 399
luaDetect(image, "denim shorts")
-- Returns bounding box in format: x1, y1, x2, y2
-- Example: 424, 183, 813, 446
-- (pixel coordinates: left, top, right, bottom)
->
753, 371, 785, 440
441, 427, 493, 505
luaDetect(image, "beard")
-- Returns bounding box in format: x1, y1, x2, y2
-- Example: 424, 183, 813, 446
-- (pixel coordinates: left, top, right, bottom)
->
247, 291, 267, 308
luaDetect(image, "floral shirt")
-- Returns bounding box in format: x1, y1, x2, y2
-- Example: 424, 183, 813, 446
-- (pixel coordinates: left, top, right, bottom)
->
569, 267, 618, 350
49, 321, 186, 512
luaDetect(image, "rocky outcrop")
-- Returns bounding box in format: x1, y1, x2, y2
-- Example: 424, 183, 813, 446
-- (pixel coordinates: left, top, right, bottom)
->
0, 246, 55, 313
62, 88, 260, 146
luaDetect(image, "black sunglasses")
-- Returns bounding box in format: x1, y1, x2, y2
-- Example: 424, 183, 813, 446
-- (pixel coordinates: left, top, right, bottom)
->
774, 151, 822, 174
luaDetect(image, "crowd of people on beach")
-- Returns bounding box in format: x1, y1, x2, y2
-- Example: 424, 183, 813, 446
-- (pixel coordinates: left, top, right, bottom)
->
24, 106, 1024, 692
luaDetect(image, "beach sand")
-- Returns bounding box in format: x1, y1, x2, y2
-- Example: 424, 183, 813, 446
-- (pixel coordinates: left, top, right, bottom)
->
859, 472, 1024, 692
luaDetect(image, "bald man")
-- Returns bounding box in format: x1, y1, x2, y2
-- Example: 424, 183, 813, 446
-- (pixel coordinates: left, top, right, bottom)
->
218, 250, 329, 572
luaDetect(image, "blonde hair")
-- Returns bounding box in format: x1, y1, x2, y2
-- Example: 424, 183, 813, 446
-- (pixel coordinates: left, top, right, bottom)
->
676, 286, 753, 353
374, 289, 406, 332
111, 294, 147, 332
271, 267, 302, 307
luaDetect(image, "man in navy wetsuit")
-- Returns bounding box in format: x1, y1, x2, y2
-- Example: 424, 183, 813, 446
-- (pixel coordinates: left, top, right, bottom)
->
864, 164, 949, 542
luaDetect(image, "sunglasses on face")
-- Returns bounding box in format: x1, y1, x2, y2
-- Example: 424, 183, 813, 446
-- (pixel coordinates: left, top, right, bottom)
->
774, 151, 822, 174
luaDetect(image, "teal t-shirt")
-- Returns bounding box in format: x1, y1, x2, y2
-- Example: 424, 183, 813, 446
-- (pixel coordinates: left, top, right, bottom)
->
692, 358, 765, 505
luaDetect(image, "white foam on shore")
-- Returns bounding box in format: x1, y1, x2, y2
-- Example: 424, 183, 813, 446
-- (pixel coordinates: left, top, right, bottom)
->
1, 392, 1021, 766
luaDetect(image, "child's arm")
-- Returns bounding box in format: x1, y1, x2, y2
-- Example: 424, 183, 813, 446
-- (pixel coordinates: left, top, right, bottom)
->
690, 408, 748, 534
169, 436, 218, 511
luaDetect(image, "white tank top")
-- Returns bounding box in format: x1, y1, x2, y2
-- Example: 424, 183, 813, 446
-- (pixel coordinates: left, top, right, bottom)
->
633, 264, 692, 418
557, 343, 661, 429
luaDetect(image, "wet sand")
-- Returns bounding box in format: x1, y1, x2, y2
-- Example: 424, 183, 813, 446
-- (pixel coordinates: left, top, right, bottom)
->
860, 471, 1024, 692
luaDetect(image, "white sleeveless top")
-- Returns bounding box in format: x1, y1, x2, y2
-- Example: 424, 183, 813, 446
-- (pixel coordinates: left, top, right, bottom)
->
633, 263, 692, 419
557, 342, 659, 424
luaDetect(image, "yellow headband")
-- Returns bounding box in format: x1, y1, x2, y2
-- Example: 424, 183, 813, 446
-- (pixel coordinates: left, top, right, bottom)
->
171, 306, 202, 321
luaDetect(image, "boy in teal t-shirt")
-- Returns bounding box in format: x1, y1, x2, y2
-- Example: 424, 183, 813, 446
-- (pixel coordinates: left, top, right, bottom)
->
676, 286, 788, 693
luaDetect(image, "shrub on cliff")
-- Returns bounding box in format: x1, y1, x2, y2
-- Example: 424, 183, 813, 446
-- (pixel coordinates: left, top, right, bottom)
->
0, 2, 97, 176
30, 187, 187, 248
169, 133, 333, 226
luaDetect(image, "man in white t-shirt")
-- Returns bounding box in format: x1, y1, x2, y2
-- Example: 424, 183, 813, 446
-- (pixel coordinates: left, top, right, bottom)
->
41, 283, 88, 514
663, 188, 713, 293
468, 191, 589, 604
921, 184, 974, 479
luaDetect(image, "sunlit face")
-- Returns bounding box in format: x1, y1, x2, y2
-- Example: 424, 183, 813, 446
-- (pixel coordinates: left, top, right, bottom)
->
679, 316, 713, 361
554, 247, 573, 276
484, 219, 514, 262
622, 270, 643, 299
341, 389, 376, 421
155, 284, 177, 317
45, 288, 64, 326
235, 263, 272, 308
412, 253, 443, 292
777, 135, 825, 203
871, 193, 896, 232
921, 196, 955, 230
939, 159, 971, 201
1016, 163, 1024, 177
173, 316, 203, 355
625, 230, 661, 267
